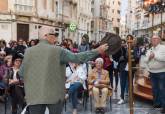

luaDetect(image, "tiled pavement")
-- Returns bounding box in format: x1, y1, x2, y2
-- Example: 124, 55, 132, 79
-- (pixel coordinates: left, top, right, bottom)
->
0, 90, 162, 114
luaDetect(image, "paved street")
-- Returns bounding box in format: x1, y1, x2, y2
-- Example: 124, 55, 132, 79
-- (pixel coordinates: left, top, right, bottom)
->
0, 89, 162, 114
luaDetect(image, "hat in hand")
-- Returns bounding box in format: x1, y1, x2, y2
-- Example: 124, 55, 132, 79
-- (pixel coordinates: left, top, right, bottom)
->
100, 32, 121, 55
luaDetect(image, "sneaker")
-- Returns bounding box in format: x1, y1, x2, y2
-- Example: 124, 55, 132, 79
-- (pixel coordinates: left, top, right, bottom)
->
117, 99, 125, 105
65, 94, 69, 99
72, 109, 77, 114
78, 99, 83, 104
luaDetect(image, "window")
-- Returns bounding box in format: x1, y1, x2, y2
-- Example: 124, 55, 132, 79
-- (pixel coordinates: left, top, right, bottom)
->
112, 18, 114, 21
91, 21, 94, 29
91, 0, 94, 4
15, 0, 33, 12
91, 8, 94, 14
52, 0, 55, 12
55, 1, 58, 17
117, 10, 120, 14
44, 0, 47, 9
117, 19, 120, 22
118, 1, 121, 5
112, 9, 114, 13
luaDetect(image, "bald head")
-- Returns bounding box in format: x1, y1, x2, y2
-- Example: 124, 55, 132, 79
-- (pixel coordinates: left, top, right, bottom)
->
151, 35, 161, 47
152, 35, 160, 39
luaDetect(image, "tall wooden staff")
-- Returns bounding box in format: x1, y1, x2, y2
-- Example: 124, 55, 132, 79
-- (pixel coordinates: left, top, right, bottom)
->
127, 36, 134, 114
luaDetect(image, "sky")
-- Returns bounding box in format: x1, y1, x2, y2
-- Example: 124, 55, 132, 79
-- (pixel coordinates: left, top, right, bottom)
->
121, 0, 128, 17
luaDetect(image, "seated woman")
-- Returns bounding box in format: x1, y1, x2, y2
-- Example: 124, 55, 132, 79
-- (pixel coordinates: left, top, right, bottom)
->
65, 62, 87, 114
5, 53, 25, 114
88, 58, 110, 113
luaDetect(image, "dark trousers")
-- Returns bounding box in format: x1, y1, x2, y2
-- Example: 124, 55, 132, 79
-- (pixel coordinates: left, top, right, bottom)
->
108, 64, 114, 88
28, 101, 63, 114
120, 71, 128, 100
114, 69, 119, 89
69, 82, 82, 109
10, 86, 25, 114
150, 72, 165, 107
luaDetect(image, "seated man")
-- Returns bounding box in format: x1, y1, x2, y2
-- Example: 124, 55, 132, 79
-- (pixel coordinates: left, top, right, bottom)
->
65, 62, 87, 114
88, 58, 110, 113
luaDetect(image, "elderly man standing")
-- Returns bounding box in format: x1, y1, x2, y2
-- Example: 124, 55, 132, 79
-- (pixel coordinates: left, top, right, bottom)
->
144, 35, 165, 114
19, 26, 108, 114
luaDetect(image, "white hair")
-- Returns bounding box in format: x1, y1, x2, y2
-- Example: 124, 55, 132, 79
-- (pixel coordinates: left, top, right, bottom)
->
95, 58, 104, 64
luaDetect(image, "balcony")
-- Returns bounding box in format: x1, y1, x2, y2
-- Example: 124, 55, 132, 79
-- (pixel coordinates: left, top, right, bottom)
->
14, 3, 34, 16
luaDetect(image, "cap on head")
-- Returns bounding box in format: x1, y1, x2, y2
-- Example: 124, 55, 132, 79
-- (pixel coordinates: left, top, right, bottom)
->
39, 26, 56, 39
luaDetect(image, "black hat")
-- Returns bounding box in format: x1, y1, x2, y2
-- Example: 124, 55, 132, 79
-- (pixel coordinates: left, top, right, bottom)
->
12, 52, 24, 62
100, 32, 122, 55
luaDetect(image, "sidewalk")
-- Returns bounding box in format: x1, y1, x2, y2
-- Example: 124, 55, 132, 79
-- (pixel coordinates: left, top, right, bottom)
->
0, 87, 161, 114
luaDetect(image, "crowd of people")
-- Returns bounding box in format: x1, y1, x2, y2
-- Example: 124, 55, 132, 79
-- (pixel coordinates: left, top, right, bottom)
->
0, 27, 164, 114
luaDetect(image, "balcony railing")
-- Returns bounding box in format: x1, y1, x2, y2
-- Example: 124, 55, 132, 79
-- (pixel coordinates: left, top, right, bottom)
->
15, 4, 33, 11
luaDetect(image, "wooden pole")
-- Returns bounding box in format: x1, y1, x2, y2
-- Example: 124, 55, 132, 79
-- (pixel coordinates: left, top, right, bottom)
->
127, 36, 134, 114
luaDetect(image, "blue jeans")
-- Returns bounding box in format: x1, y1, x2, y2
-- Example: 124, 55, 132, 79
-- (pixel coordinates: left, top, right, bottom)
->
69, 82, 82, 109
120, 71, 128, 100
0, 81, 6, 89
150, 72, 165, 107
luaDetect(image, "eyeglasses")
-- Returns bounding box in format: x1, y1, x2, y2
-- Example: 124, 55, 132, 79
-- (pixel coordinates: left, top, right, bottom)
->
48, 33, 55, 35
0, 54, 6, 57
15, 59, 22, 62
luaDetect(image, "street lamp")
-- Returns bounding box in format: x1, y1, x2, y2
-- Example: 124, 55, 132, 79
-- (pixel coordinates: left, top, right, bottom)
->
142, 0, 165, 40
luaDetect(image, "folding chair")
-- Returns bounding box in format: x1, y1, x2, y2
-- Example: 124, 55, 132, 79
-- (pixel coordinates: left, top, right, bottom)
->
64, 86, 88, 111
89, 87, 113, 113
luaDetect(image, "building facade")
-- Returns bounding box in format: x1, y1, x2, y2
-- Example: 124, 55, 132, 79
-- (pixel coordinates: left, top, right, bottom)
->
91, 0, 113, 42
0, 0, 62, 43
109, 0, 121, 35
126, 0, 165, 39
0, 0, 118, 43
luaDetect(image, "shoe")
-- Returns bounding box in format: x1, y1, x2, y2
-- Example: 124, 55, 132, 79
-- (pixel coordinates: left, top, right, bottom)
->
100, 107, 105, 114
153, 104, 161, 108
65, 94, 69, 99
72, 109, 77, 114
114, 88, 117, 92
0, 96, 5, 102
125, 93, 129, 97
117, 99, 125, 105
95, 108, 100, 113
161, 108, 165, 114
78, 99, 83, 104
